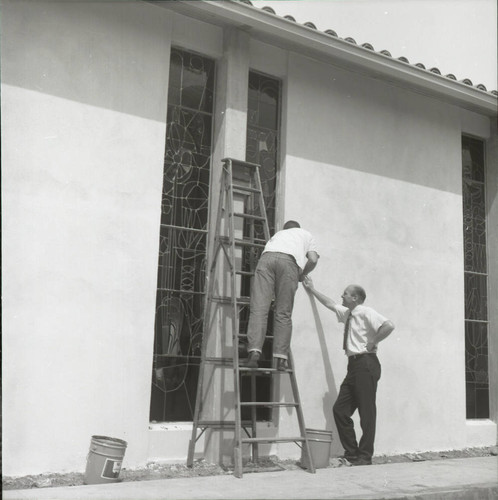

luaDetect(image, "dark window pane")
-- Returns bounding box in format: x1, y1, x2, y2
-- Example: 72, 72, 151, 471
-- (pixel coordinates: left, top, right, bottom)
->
246, 71, 281, 236
169, 51, 183, 89
168, 84, 181, 106
167, 50, 215, 113
475, 387, 490, 418
465, 321, 488, 380
255, 77, 279, 104
462, 136, 485, 182
150, 358, 200, 421
247, 100, 259, 127
464, 274, 488, 321
258, 102, 278, 129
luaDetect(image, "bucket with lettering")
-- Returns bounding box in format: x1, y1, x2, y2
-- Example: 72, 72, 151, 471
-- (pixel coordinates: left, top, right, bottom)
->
84, 435, 127, 485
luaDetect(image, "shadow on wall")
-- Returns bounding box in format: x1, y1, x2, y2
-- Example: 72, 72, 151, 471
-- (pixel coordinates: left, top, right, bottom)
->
306, 294, 343, 456
286, 54, 468, 195
2, 0, 170, 122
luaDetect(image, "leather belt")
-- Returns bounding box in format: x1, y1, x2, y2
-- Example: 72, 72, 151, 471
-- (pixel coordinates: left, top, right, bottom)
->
348, 353, 376, 360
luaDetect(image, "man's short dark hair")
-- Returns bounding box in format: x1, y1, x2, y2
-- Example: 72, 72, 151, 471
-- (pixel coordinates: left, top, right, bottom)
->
351, 285, 366, 303
283, 220, 300, 229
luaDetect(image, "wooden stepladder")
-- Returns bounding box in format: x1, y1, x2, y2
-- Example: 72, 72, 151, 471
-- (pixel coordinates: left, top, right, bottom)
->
186, 158, 316, 478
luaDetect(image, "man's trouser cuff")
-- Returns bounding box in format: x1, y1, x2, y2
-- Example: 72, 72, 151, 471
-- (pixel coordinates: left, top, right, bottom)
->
273, 354, 288, 360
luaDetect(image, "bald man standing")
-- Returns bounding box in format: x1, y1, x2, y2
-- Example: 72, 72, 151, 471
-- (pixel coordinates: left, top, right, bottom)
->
303, 278, 395, 466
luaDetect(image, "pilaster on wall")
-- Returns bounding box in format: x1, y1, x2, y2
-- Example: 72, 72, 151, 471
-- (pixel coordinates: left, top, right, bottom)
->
204, 27, 250, 466
209, 27, 250, 257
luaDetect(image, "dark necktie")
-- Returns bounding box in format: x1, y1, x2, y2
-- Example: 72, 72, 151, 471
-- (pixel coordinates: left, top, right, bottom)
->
343, 312, 352, 351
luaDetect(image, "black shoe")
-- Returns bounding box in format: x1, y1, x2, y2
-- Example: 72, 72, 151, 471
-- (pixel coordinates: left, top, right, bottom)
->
342, 455, 359, 464
352, 458, 372, 466
276, 358, 289, 371
246, 351, 260, 368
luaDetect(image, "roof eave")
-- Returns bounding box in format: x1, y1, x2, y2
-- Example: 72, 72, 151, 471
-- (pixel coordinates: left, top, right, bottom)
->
154, 0, 497, 117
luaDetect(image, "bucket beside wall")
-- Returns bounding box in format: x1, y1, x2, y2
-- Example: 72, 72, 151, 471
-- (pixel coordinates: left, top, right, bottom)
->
84, 435, 128, 485
301, 428, 333, 469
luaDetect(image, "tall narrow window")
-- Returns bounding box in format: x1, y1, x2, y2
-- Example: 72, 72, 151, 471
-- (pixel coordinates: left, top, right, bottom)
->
246, 71, 280, 235
462, 135, 489, 419
150, 49, 215, 422
239, 71, 281, 421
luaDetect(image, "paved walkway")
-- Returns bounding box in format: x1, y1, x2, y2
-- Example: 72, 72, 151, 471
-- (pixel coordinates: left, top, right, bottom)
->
4, 457, 497, 500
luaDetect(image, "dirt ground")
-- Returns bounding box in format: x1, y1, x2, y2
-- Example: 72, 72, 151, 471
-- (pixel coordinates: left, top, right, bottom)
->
3, 446, 497, 491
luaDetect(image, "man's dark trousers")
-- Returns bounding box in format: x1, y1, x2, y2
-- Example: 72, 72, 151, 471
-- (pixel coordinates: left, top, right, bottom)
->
333, 353, 381, 462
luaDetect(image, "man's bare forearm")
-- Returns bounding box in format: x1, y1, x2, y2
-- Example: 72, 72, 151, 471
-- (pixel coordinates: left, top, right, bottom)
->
302, 260, 317, 277
375, 320, 395, 343
304, 282, 337, 311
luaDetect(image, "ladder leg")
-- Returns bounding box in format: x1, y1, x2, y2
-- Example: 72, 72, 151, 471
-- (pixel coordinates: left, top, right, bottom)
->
288, 352, 316, 473
250, 372, 259, 462
224, 159, 247, 478
234, 445, 243, 478
187, 166, 228, 468
186, 431, 197, 468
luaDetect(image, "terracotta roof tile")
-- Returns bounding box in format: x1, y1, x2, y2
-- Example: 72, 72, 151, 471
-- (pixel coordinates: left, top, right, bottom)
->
237, 0, 496, 95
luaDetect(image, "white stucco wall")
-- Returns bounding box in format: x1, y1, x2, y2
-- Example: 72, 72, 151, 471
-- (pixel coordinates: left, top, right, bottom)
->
2, 0, 172, 475
2, 0, 496, 477
283, 53, 494, 456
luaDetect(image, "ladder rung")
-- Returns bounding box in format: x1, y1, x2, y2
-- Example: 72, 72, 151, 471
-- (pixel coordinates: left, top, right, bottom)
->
204, 357, 281, 367
234, 238, 266, 248
236, 270, 255, 277
239, 367, 293, 374
241, 437, 305, 444
219, 236, 266, 248
232, 212, 266, 222
213, 296, 251, 305
232, 184, 260, 194
238, 333, 274, 339
204, 357, 233, 365
222, 158, 261, 170
197, 420, 253, 427
240, 402, 298, 407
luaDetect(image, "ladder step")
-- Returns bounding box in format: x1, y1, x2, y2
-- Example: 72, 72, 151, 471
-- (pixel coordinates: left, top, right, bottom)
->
204, 357, 280, 367
240, 402, 298, 407
238, 333, 274, 339
232, 184, 260, 194
234, 238, 266, 248
232, 212, 266, 222
241, 437, 305, 444
235, 270, 255, 277
239, 367, 293, 374
213, 296, 251, 305
223, 158, 261, 170
219, 236, 266, 248
204, 357, 233, 365
197, 420, 253, 427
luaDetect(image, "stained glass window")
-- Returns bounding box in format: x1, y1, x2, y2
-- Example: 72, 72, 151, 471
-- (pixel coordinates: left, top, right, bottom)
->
462, 135, 489, 419
150, 59, 281, 423
150, 49, 215, 422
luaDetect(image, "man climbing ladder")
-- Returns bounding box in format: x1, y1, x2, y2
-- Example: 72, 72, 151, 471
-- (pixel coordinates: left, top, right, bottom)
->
245, 220, 320, 370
